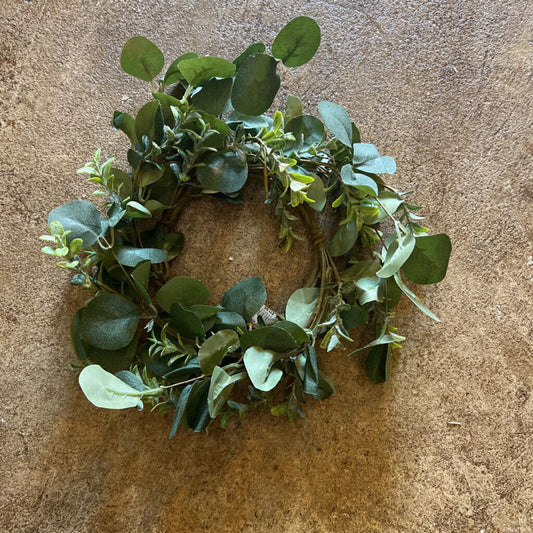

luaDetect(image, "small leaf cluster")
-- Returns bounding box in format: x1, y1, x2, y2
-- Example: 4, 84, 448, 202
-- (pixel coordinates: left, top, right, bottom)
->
42, 17, 451, 436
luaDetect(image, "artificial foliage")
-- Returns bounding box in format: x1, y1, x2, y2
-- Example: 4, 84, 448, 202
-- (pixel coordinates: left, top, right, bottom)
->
42, 17, 451, 436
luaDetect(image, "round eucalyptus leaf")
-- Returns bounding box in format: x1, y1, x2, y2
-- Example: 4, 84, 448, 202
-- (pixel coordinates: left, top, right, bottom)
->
178, 56, 236, 87
231, 54, 280, 116
198, 330, 239, 374
135, 100, 163, 144
79, 365, 144, 410
191, 77, 233, 115
120, 36, 164, 82
285, 287, 320, 329
284, 115, 325, 154
115, 246, 167, 267
164, 52, 198, 85
170, 303, 205, 340
155, 276, 210, 313
86, 335, 138, 373
239, 326, 297, 353
402, 234, 452, 284
328, 221, 358, 257
233, 42, 266, 68
340, 165, 378, 197
196, 149, 248, 194
272, 16, 321, 67
48, 200, 104, 247
243, 347, 283, 392
222, 277, 266, 322
112, 111, 137, 145
318, 101, 353, 147
306, 175, 326, 211
212, 311, 247, 333
79, 294, 140, 350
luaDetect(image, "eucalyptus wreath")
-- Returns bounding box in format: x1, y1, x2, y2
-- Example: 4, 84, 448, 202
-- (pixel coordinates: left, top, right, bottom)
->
41, 17, 451, 436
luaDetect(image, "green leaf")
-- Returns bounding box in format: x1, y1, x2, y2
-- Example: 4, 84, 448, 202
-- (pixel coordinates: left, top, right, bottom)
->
352, 143, 396, 174
78, 365, 144, 409
285, 94, 302, 123
328, 221, 358, 257
135, 100, 164, 144
285, 287, 320, 328
196, 149, 248, 194
79, 294, 140, 350
164, 52, 198, 85
307, 175, 326, 211
394, 272, 440, 322
356, 276, 381, 305
138, 162, 164, 187
231, 54, 280, 116
221, 277, 266, 322
365, 344, 390, 384
120, 36, 164, 82
402, 234, 452, 284
340, 164, 378, 197
302, 346, 319, 396
208, 366, 239, 418
284, 115, 325, 154
86, 335, 138, 372
340, 305, 369, 330
349, 332, 405, 355
272, 320, 309, 345
155, 277, 210, 313
314, 370, 336, 400
116, 246, 167, 267
226, 111, 272, 130
233, 42, 266, 68
178, 56, 236, 87
185, 379, 211, 432
198, 330, 239, 374
191, 77, 233, 115
189, 305, 222, 321
125, 200, 152, 218
239, 326, 297, 353
171, 303, 205, 340
243, 347, 283, 392
71, 309, 89, 364
318, 101, 352, 147
212, 311, 247, 332
372, 191, 404, 222
115, 370, 146, 391
163, 358, 202, 381
111, 167, 132, 199
112, 111, 137, 144
376, 233, 416, 278
48, 200, 104, 247
272, 16, 321, 67
169, 383, 193, 438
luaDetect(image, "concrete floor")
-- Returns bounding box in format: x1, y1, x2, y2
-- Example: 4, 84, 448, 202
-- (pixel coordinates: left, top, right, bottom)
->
1, 1, 531, 531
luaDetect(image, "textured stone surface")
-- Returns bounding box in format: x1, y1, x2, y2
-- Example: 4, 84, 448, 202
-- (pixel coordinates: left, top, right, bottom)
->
1, 1, 531, 532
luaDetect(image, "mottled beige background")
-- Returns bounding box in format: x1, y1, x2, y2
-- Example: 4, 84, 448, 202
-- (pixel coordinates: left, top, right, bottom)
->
1, 1, 531, 532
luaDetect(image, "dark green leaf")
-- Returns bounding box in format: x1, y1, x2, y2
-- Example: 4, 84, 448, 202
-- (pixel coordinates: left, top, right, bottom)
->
196, 149, 248, 194
402, 234, 452, 284
120, 36, 164, 82
302, 346, 319, 396
79, 294, 140, 350
86, 335, 138, 372
225, 111, 273, 130
313, 370, 336, 400
231, 54, 280, 116
135, 100, 164, 144
191, 77, 233, 115
178, 56, 235, 87
284, 115, 325, 154
164, 52, 198, 85
212, 311, 247, 332
198, 329, 239, 374
169, 383, 193, 438
171, 302, 205, 340
272, 16, 321, 67
185, 379, 211, 432
71, 309, 89, 364
116, 246, 167, 267
163, 358, 202, 380
155, 277, 210, 313
272, 320, 309, 345
112, 111, 137, 144
115, 370, 146, 391
233, 42, 266, 68
318, 101, 353, 147
328, 221, 358, 257
221, 277, 266, 322
48, 200, 105, 247
340, 305, 369, 330
240, 326, 297, 353
110, 167, 132, 199
365, 344, 390, 384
